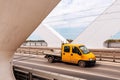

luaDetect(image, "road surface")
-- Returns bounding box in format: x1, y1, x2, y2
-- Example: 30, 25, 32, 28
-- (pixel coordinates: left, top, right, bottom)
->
13, 54, 120, 80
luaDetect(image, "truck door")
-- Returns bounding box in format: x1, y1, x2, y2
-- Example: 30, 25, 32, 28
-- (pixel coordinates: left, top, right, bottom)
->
71, 46, 82, 64
62, 46, 71, 62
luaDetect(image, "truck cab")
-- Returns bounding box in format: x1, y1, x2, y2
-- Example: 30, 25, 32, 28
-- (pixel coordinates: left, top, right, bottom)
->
61, 43, 96, 67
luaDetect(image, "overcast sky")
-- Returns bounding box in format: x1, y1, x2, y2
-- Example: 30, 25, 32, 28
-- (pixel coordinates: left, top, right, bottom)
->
28, 0, 115, 40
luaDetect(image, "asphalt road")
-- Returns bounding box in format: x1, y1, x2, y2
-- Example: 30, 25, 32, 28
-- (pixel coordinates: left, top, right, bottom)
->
13, 54, 120, 80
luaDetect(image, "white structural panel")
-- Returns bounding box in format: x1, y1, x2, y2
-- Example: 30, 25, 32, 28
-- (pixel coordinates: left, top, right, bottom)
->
30, 24, 68, 48
73, 0, 120, 48
0, 0, 60, 80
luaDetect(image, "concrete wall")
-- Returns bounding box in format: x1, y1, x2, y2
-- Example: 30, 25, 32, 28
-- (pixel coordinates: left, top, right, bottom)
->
0, 0, 60, 80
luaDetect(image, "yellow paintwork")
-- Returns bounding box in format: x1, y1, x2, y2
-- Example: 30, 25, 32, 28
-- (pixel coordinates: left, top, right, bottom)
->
61, 43, 96, 64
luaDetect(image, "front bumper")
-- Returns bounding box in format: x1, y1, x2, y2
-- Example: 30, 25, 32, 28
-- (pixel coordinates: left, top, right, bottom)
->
85, 60, 96, 66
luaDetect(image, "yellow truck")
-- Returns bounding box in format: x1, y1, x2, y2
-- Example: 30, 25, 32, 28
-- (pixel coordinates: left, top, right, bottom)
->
45, 43, 96, 67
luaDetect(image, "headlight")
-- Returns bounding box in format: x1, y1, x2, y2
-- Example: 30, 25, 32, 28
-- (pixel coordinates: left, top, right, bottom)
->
89, 58, 93, 61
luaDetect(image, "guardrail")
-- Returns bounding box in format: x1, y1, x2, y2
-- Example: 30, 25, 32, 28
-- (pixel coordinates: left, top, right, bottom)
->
16, 47, 59, 55
90, 49, 120, 62
13, 66, 49, 80
13, 65, 84, 80
16, 47, 120, 62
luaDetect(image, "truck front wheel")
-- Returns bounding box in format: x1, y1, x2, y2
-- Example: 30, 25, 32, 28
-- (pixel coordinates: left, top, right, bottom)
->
78, 61, 86, 67
48, 57, 54, 63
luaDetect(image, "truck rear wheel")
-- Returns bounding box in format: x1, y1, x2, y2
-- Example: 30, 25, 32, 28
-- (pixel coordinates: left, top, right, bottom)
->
48, 57, 54, 63
78, 61, 86, 67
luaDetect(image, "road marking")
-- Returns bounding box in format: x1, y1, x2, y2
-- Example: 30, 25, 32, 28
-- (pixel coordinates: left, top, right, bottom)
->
15, 53, 45, 58
14, 56, 46, 62
97, 61, 120, 67
14, 60, 120, 80
13, 58, 46, 62
94, 66, 120, 73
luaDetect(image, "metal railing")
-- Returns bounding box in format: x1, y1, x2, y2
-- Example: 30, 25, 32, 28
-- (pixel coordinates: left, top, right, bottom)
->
13, 66, 49, 80
16, 47, 120, 62
90, 49, 120, 62
13, 65, 83, 80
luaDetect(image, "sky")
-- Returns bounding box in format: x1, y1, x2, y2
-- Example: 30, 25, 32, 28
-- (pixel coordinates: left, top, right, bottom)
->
28, 0, 116, 40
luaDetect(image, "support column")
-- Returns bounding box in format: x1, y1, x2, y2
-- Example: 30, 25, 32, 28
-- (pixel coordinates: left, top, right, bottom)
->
0, 51, 15, 80
0, 0, 60, 80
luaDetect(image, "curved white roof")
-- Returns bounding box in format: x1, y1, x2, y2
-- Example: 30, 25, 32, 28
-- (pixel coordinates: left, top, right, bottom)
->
29, 24, 68, 48
73, 0, 120, 48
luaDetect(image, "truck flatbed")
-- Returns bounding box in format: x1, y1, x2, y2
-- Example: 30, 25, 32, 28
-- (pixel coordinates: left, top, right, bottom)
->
44, 52, 61, 57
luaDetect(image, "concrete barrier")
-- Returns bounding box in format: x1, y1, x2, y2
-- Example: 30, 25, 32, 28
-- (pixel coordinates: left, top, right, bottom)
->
14, 65, 86, 80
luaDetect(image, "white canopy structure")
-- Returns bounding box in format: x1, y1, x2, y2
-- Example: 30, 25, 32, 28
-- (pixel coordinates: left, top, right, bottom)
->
73, 0, 120, 48
29, 24, 68, 48
0, 0, 60, 80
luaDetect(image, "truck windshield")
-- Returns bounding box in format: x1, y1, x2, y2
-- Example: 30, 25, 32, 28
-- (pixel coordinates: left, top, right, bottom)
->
79, 46, 90, 54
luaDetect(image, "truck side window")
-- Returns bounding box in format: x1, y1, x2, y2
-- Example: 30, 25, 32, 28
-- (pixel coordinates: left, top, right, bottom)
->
72, 47, 81, 55
64, 46, 70, 52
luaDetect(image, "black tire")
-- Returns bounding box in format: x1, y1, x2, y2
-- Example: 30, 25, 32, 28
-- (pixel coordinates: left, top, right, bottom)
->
78, 61, 86, 67
48, 57, 54, 63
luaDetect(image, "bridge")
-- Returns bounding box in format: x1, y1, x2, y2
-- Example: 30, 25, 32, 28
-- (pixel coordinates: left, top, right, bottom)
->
0, 0, 120, 80
13, 48, 120, 80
